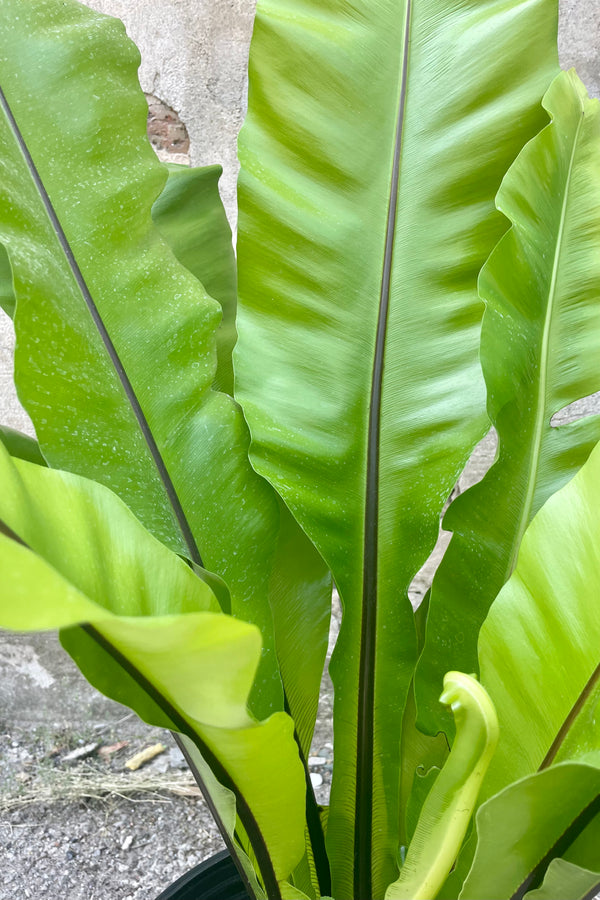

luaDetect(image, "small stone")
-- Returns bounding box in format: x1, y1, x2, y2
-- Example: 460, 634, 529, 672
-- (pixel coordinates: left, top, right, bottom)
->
15, 771, 31, 783
147, 753, 170, 774
121, 835, 134, 851
310, 772, 323, 788
167, 746, 187, 770
62, 742, 99, 763
308, 756, 326, 766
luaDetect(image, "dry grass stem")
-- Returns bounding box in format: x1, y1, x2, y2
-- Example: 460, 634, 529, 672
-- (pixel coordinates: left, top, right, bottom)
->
1, 767, 200, 810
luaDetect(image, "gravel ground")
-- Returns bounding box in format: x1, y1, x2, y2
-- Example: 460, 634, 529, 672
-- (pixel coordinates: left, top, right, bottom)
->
0, 726, 223, 899
1, 795, 222, 900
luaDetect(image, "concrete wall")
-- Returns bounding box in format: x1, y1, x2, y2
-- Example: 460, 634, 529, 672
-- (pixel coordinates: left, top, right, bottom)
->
83, 0, 256, 218
560, 0, 600, 96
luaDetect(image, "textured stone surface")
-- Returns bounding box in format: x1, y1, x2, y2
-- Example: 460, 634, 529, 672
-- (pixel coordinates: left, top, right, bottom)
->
83, 0, 255, 220
0, 324, 27, 435
0, 633, 122, 733
146, 93, 191, 164
560, 0, 600, 96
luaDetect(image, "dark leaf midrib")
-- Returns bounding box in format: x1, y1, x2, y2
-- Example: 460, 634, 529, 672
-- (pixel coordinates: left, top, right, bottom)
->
81, 624, 281, 900
171, 733, 258, 900
0, 84, 203, 567
354, 2, 412, 896
0, 517, 27, 546
509, 793, 600, 900
284, 695, 331, 897
1, 516, 275, 897
1, 76, 325, 878
539, 659, 600, 770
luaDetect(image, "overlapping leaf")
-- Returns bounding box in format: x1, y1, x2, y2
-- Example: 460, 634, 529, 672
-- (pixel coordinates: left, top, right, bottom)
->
399, 685, 448, 848
0, 241, 13, 316
416, 70, 600, 734
460, 761, 600, 900
0, 441, 308, 896
151, 163, 237, 396
235, 0, 559, 894
0, 0, 330, 749
436, 439, 600, 900
478, 438, 600, 800
525, 859, 600, 900
387, 674, 498, 900
0, 425, 45, 466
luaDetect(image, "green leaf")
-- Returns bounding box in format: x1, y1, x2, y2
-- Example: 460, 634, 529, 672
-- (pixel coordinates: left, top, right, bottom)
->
175, 735, 269, 900
399, 684, 448, 848
151, 163, 237, 396
60, 624, 275, 900
0, 425, 45, 466
478, 439, 600, 801
524, 859, 600, 900
0, 0, 331, 750
0, 0, 211, 559
562, 810, 600, 873
405, 767, 441, 849
0, 5, 332, 888
235, 0, 558, 893
417, 70, 600, 736
439, 438, 600, 899
460, 760, 600, 900
0, 443, 218, 620
0, 442, 308, 896
0, 241, 14, 317
386, 674, 498, 900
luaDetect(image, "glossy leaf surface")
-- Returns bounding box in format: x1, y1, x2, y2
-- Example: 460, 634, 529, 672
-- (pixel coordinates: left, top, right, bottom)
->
399, 684, 448, 848
235, 0, 558, 893
0, 442, 308, 894
152, 166, 333, 734
439, 439, 600, 900
461, 760, 600, 900
0, 425, 45, 466
152, 163, 237, 395
0, 241, 13, 316
417, 70, 600, 734
479, 439, 600, 801
525, 859, 600, 900
386, 674, 498, 900
175, 735, 269, 900
0, 0, 330, 735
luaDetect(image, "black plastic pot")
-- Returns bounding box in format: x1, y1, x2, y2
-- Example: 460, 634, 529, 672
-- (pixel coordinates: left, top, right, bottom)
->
155, 850, 250, 900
